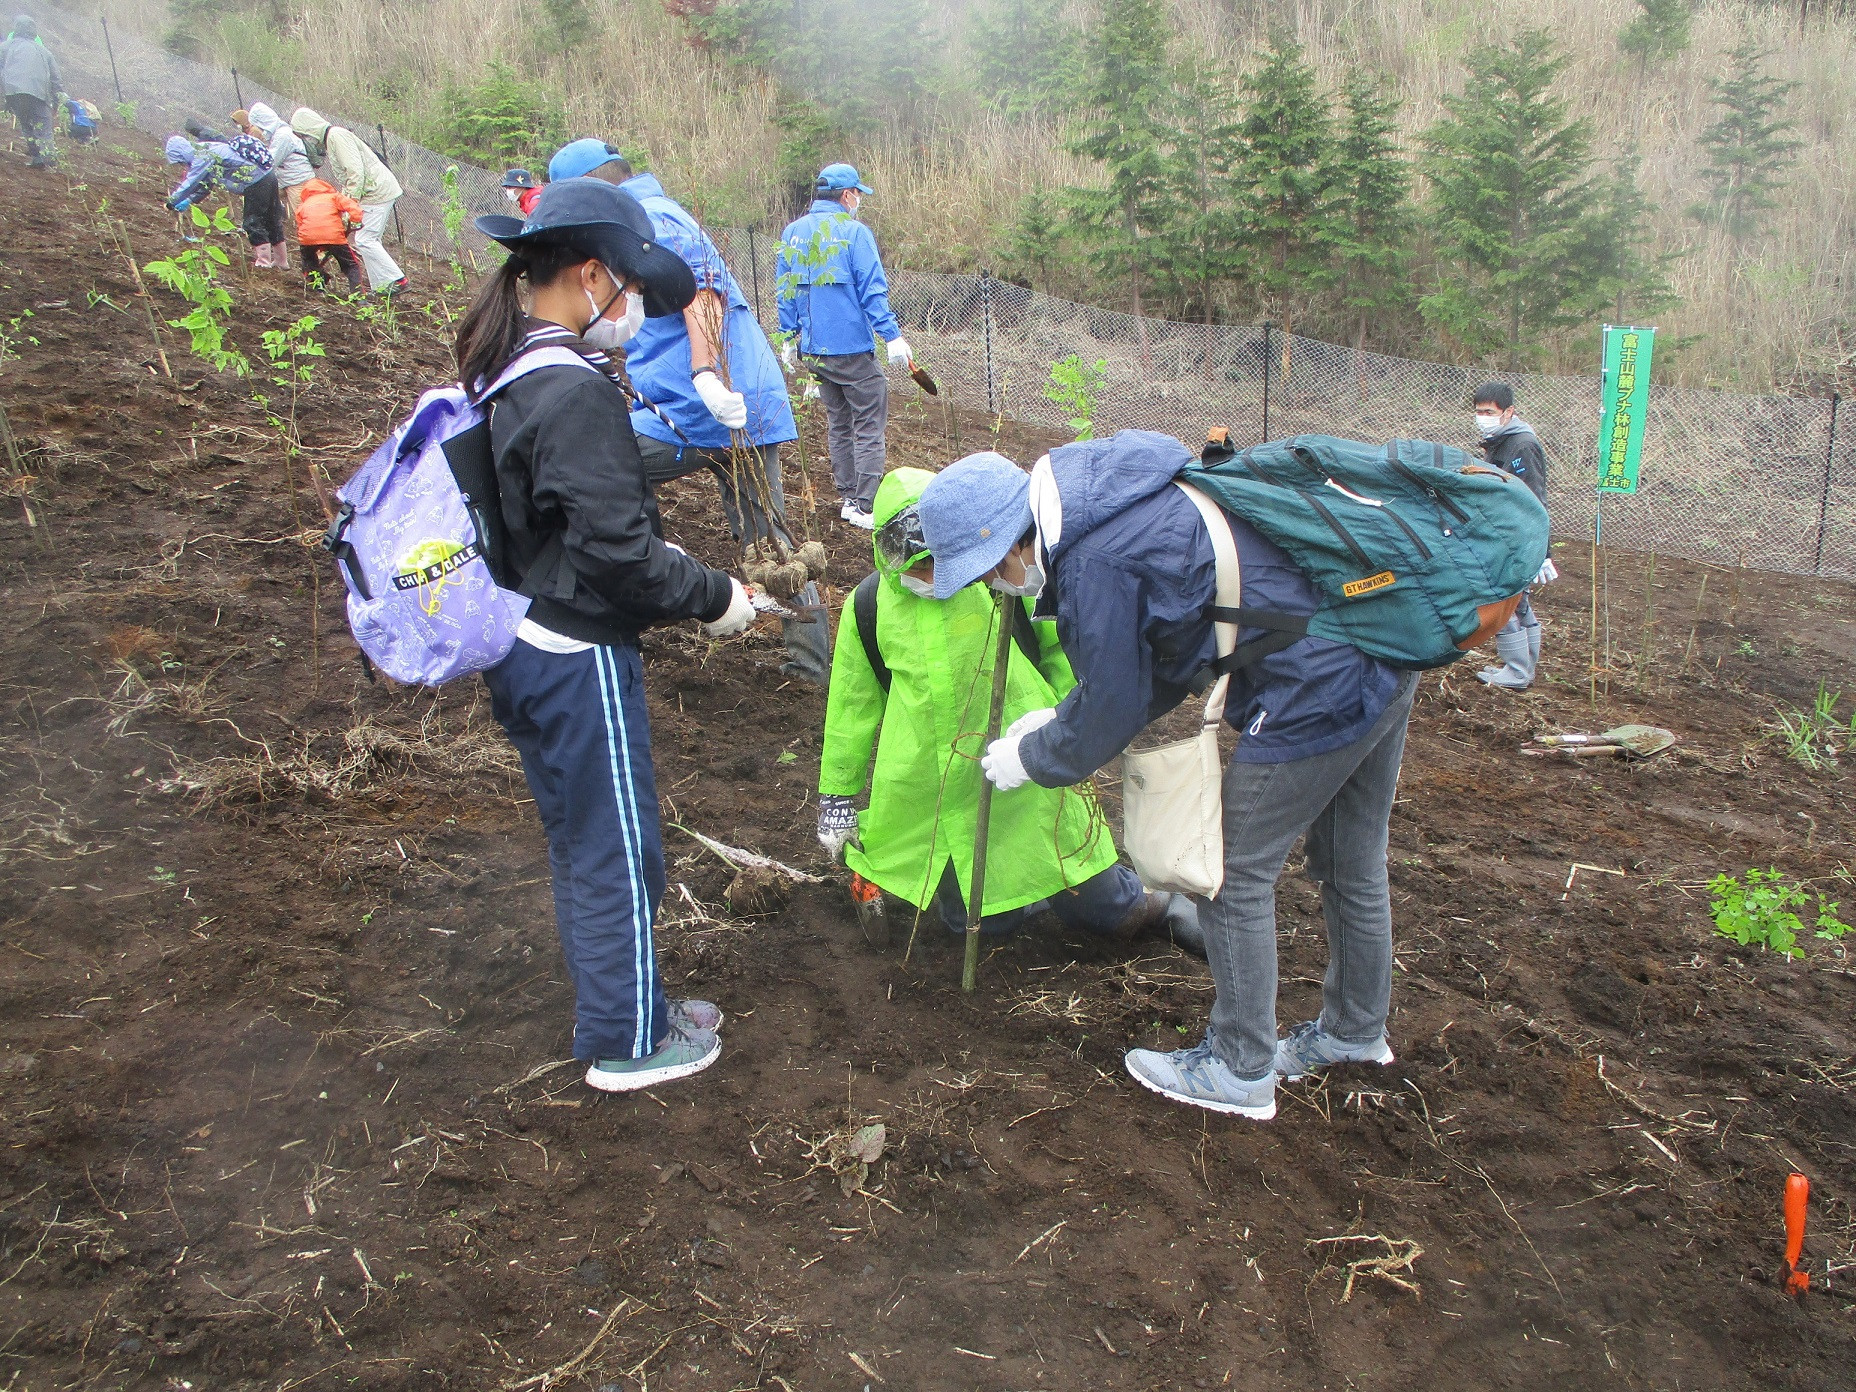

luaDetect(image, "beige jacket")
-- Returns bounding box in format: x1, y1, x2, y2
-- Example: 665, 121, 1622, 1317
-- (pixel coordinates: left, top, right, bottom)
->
288, 107, 401, 206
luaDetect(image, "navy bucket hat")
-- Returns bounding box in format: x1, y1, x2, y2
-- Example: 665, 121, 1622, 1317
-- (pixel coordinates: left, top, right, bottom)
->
475, 178, 695, 318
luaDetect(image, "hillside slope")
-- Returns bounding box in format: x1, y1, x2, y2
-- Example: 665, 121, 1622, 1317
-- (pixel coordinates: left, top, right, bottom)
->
0, 129, 1851, 1390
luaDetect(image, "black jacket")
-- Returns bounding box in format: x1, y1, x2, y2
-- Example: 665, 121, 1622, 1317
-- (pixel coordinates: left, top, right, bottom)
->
486, 323, 731, 645
1481, 422, 1548, 504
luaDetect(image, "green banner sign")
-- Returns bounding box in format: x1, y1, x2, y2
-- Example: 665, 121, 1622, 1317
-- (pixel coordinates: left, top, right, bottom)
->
1598, 324, 1655, 493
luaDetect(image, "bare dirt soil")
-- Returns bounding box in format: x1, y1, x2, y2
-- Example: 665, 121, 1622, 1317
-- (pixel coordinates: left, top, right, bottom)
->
0, 131, 1852, 1392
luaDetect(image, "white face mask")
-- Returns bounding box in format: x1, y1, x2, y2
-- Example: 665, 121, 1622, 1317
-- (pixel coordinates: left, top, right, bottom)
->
898, 574, 936, 599
504, 187, 522, 204
582, 285, 644, 350
615, 291, 645, 344
1475, 412, 1504, 438
991, 561, 1046, 598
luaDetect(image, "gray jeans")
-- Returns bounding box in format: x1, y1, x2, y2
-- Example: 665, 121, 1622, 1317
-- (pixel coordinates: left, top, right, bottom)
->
1202, 672, 1419, 1079
635, 435, 830, 685
807, 352, 888, 510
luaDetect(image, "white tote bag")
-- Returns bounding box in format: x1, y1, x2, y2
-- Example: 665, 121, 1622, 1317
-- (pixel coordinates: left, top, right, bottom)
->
1120, 484, 1241, 897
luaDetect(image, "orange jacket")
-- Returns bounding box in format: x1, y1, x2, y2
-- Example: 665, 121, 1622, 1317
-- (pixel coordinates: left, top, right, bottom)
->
295, 179, 364, 245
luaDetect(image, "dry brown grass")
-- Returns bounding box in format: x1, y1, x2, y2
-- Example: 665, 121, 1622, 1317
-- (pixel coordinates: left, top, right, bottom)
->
94, 0, 1856, 387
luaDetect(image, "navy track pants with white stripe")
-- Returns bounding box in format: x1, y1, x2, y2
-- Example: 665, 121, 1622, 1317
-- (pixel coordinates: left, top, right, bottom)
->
486, 639, 668, 1062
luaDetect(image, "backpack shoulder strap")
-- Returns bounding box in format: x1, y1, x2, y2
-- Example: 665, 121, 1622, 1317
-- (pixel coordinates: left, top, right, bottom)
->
1174, 483, 1240, 725
476, 344, 601, 402
852, 573, 891, 694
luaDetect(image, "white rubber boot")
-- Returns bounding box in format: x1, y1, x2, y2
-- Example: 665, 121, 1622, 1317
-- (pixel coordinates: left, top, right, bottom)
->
1477, 628, 1535, 690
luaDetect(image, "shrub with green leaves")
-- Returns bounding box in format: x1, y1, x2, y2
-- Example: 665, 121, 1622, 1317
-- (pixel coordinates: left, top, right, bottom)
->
1709, 868, 1850, 960
1044, 354, 1107, 440
144, 205, 248, 376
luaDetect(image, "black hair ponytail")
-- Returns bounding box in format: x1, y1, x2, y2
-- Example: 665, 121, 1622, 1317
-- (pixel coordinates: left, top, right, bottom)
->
454, 241, 589, 396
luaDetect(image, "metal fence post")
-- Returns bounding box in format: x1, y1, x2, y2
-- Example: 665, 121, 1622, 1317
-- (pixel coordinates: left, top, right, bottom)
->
376, 123, 406, 247
982, 268, 996, 417
231, 67, 244, 110
746, 223, 764, 328
1815, 392, 1840, 575
100, 16, 123, 104
1261, 321, 1274, 442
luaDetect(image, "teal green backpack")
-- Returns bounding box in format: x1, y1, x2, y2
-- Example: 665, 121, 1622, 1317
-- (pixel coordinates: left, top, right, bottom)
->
1181, 431, 1551, 671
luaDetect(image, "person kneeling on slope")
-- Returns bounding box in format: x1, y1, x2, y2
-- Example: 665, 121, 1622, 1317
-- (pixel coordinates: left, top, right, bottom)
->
919, 435, 1417, 1121
819, 460, 1202, 953
463, 179, 759, 1092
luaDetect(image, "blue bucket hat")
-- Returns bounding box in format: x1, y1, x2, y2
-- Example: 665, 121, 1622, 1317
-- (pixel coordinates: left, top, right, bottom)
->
918, 452, 1031, 599
815, 162, 872, 195
549, 138, 628, 183
475, 178, 695, 318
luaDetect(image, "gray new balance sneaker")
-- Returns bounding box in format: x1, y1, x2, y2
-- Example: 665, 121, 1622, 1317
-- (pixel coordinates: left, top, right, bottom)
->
1273, 1018, 1395, 1081
669, 998, 724, 1033
1124, 1038, 1277, 1120
585, 1024, 721, 1093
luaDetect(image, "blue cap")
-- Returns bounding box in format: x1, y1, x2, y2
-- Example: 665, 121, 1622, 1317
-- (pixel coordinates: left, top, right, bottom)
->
815, 162, 873, 195
918, 453, 1030, 599
474, 179, 695, 318
549, 138, 626, 183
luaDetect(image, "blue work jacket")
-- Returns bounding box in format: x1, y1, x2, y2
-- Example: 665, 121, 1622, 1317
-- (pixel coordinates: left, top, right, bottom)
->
776, 200, 902, 357
1019, 431, 1405, 783
618, 173, 795, 450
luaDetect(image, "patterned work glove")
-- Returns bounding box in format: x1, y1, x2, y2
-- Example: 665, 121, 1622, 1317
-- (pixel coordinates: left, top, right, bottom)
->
817, 795, 858, 860
1534, 558, 1560, 586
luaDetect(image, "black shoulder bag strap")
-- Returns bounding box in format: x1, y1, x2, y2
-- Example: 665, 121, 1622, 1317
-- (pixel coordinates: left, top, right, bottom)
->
852, 573, 891, 693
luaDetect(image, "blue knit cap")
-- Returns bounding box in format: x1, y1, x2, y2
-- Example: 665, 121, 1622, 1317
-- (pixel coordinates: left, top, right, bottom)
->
918, 452, 1031, 599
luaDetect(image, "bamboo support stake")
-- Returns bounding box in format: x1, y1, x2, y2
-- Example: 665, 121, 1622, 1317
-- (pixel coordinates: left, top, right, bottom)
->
116, 219, 173, 379
963, 595, 1017, 993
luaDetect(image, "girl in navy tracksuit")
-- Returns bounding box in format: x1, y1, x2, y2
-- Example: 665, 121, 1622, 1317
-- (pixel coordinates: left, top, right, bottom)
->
459, 179, 756, 1092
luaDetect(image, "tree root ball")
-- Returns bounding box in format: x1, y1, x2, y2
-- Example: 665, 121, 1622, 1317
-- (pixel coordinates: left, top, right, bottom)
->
793, 540, 829, 580
726, 864, 790, 917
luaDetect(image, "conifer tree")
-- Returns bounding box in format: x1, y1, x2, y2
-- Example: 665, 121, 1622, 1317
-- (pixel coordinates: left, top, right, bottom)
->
1588, 151, 1679, 323
1064, 0, 1172, 329
1617, 0, 1691, 70
1008, 186, 1066, 293
1419, 31, 1600, 370
1690, 42, 1800, 239
1234, 34, 1335, 342
1326, 72, 1412, 351
969, 0, 1079, 118
1150, 63, 1245, 325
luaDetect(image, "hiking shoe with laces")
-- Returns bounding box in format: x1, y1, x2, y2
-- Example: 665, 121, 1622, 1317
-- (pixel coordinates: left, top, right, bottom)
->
1273, 1018, 1395, 1081
585, 1024, 720, 1093
669, 998, 723, 1033
1124, 1038, 1276, 1120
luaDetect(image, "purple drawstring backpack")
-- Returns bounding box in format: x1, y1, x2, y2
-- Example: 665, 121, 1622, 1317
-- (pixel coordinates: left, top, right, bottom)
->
323, 347, 596, 686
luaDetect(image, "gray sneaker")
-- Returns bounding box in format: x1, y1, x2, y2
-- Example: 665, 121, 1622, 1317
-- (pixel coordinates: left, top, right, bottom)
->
585, 1024, 721, 1093
1124, 1039, 1276, 1120
1273, 1018, 1395, 1081
669, 998, 724, 1033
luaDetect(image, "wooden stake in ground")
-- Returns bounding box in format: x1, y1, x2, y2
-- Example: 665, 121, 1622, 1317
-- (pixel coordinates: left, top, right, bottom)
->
963, 594, 1017, 993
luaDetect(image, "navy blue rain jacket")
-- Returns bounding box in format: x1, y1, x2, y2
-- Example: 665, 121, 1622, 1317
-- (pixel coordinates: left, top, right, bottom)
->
1018, 430, 1405, 785
775, 200, 902, 356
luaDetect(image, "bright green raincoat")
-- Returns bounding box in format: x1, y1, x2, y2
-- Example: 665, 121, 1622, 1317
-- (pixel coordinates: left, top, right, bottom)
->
819, 469, 1119, 913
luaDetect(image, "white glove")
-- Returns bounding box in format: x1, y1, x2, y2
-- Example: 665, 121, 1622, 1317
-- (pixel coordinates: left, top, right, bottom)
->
803, 381, 821, 400
887, 337, 912, 367
1004, 707, 1057, 740
699, 578, 756, 639
980, 733, 1031, 791
817, 794, 857, 860
780, 340, 796, 371
1533, 558, 1560, 586
692, 370, 748, 430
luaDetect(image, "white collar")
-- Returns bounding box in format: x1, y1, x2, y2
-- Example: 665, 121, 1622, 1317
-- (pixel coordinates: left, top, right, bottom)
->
1028, 453, 1061, 571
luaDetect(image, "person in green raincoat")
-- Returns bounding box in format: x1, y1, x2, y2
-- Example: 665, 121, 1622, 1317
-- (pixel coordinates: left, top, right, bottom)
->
817, 463, 1201, 947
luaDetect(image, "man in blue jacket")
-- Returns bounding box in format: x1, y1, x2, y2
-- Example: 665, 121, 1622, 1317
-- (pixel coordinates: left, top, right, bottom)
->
776, 163, 910, 530
548, 139, 825, 684
918, 435, 1418, 1122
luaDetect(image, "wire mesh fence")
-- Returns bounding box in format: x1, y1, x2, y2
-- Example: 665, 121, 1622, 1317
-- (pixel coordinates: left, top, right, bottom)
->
38, 10, 1856, 585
